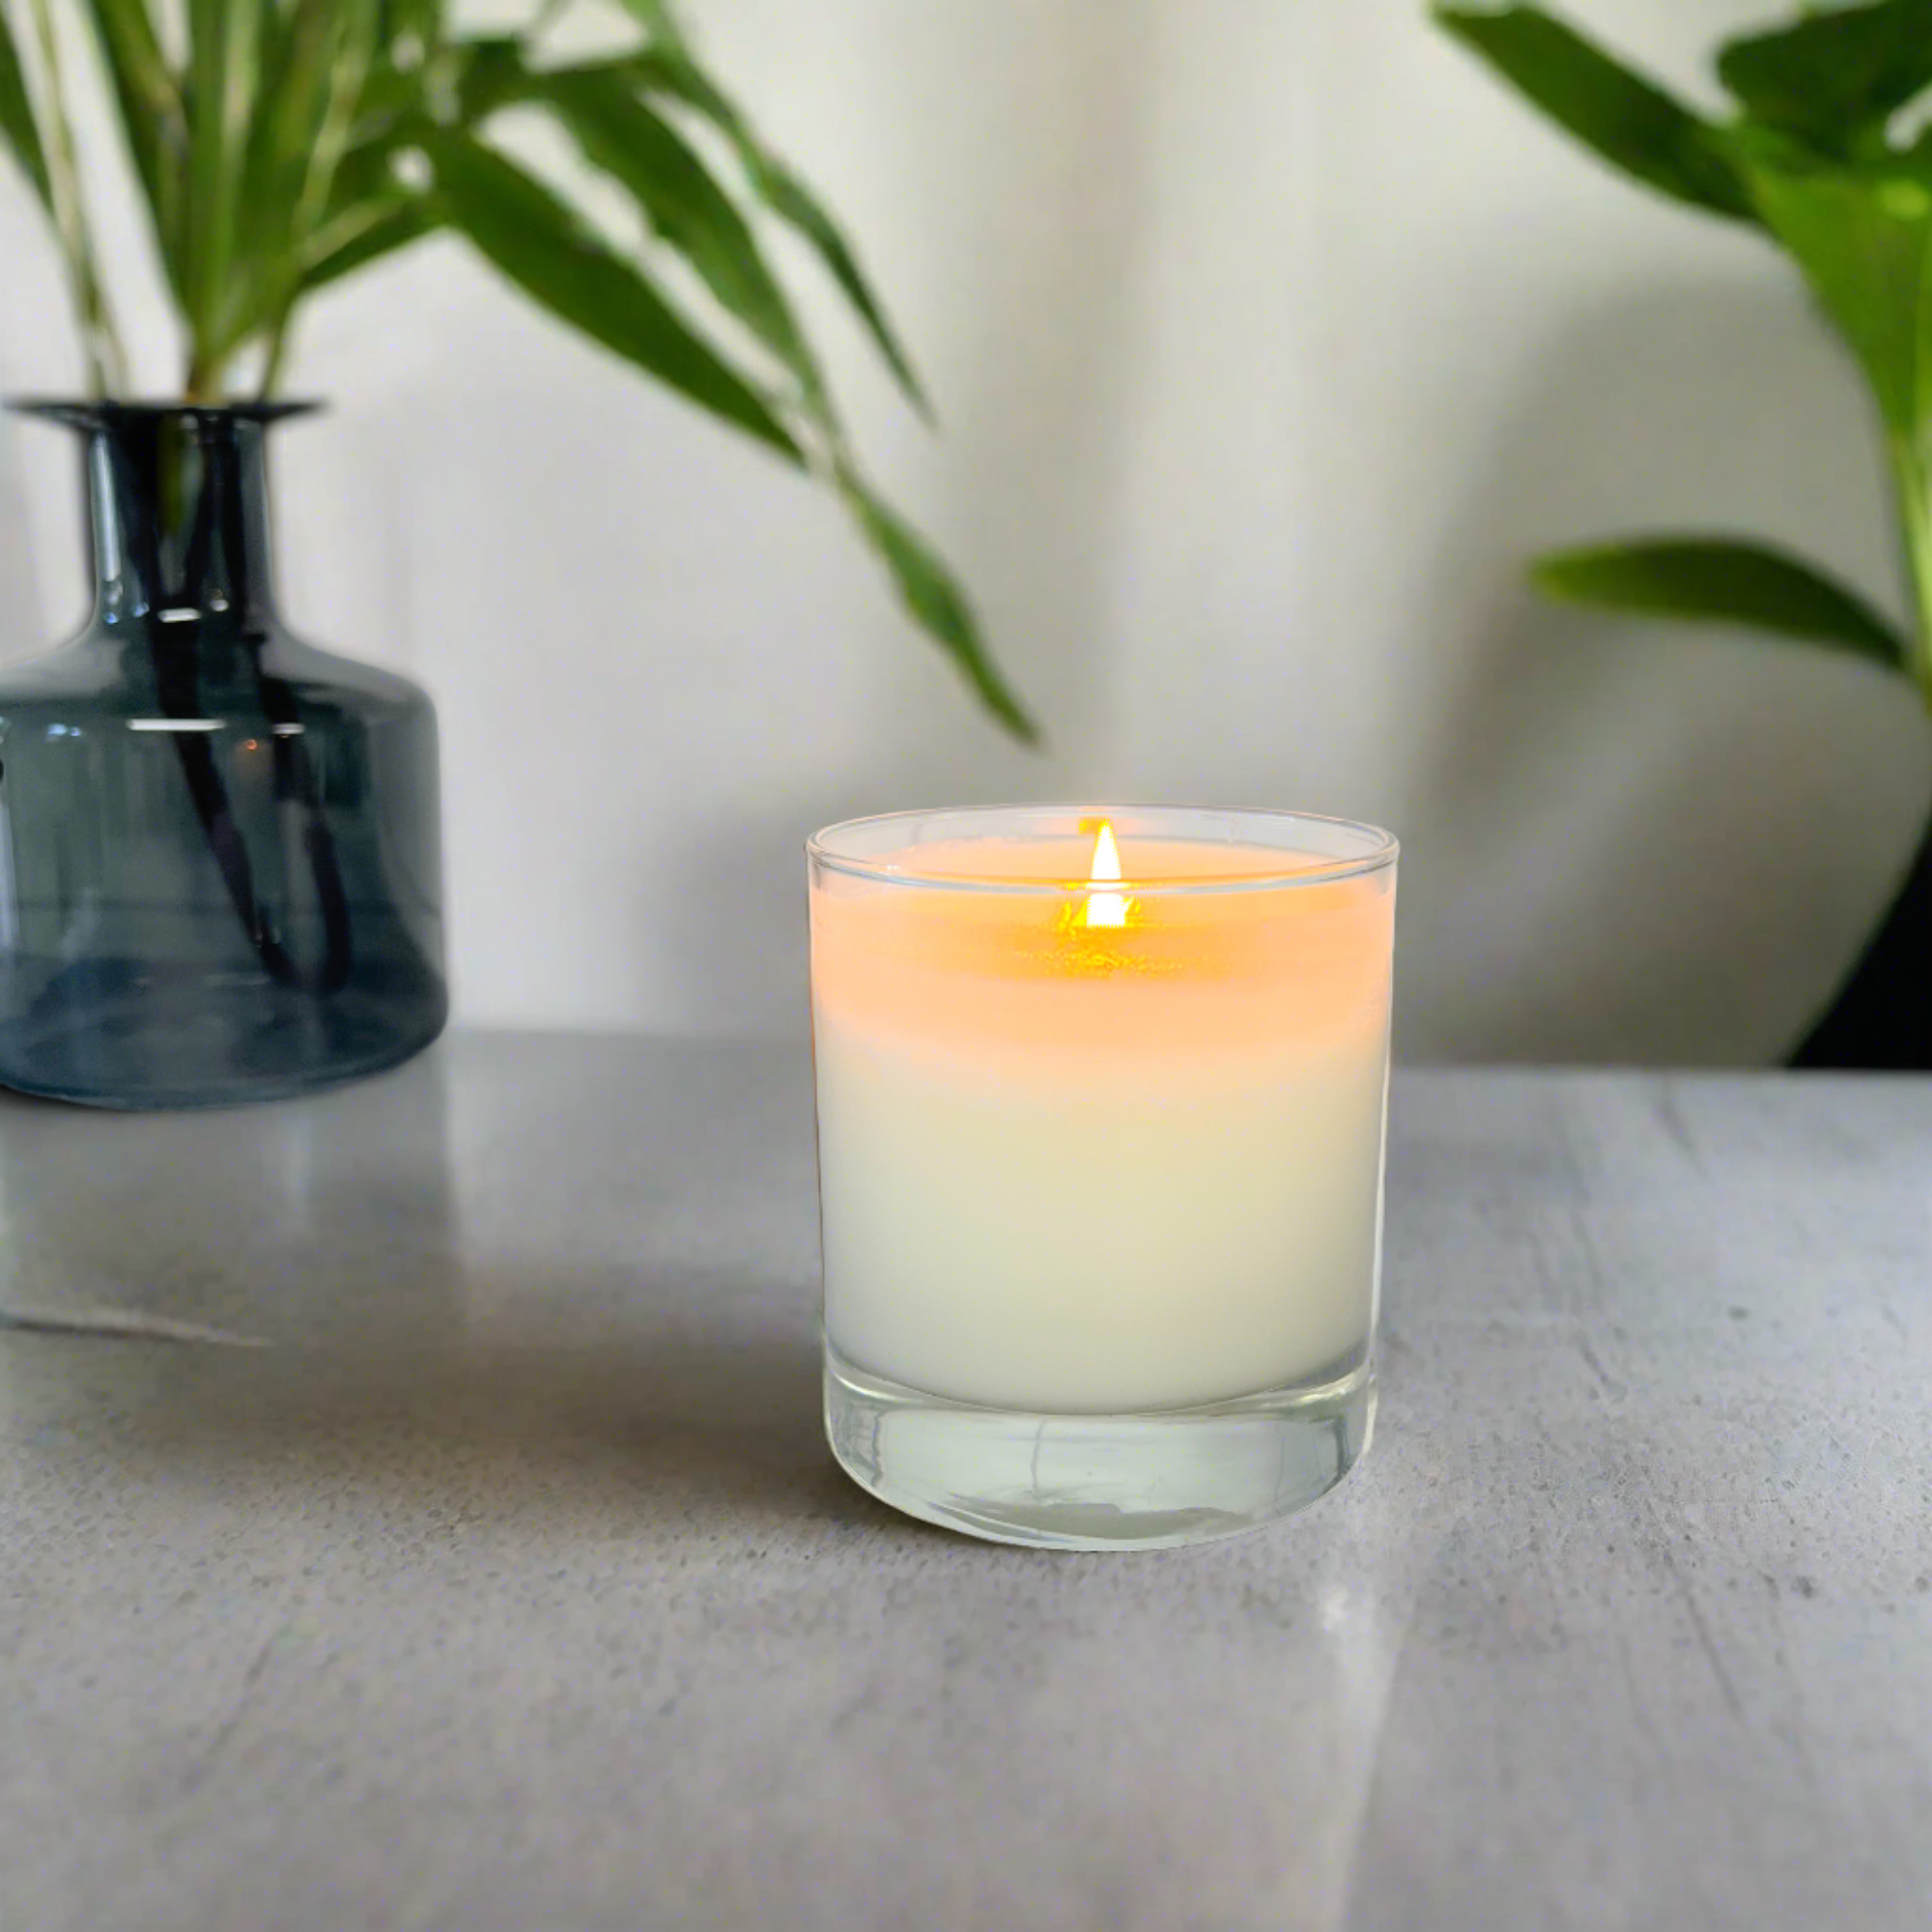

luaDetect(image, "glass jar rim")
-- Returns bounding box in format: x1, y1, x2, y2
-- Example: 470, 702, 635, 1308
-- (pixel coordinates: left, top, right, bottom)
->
808, 803, 1399, 896
8, 398, 322, 432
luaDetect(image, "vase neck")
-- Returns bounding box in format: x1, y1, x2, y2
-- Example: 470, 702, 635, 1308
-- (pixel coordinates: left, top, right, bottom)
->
73, 410, 284, 634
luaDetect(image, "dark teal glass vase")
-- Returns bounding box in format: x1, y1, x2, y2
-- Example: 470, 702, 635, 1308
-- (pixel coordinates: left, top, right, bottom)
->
0, 402, 447, 1107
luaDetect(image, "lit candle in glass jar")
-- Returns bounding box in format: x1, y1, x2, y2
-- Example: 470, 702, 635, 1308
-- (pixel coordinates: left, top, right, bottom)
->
808, 806, 1398, 1549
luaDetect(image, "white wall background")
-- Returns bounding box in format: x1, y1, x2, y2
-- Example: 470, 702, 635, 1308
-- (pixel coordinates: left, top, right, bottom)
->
2, 0, 1927, 1062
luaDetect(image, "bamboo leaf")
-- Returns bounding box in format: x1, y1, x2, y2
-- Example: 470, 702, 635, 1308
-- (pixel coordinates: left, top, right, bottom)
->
22, 0, 128, 389
630, 51, 933, 417
429, 131, 804, 464
838, 465, 1037, 740
0, 2, 49, 204
351, 43, 433, 141
301, 197, 438, 291
80, 0, 185, 298
452, 48, 1021, 736
1434, 5, 1755, 223
1532, 536, 1911, 669
612, 0, 686, 47
81, 0, 174, 116
456, 47, 823, 405
183, 0, 268, 373
233, 0, 338, 333
536, 65, 825, 410
323, 134, 413, 221
276, 4, 384, 246
380, 0, 440, 54
251, 0, 383, 392
451, 36, 528, 124
753, 156, 930, 417
1741, 156, 1932, 438
1717, 0, 1932, 156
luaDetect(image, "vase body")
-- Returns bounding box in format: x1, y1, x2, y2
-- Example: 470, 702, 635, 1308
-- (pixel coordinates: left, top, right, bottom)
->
0, 402, 446, 1107
1793, 809, 1932, 1070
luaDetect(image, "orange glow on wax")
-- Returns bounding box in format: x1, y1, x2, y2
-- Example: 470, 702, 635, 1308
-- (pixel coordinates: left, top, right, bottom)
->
811, 833, 1394, 1065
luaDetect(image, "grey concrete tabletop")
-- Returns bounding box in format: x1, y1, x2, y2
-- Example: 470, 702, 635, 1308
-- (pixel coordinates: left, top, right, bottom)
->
1, 1033, 1928, 1932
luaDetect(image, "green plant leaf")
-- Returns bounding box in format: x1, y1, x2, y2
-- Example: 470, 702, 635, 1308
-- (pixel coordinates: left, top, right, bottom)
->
379, 0, 440, 53
754, 156, 930, 415
0, 2, 49, 203
350, 39, 432, 141
1741, 155, 1932, 436
81, 0, 176, 125
1717, 0, 1932, 157
457, 48, 830, 412
630, 51, 933, 417
1532, 536, 1910, 668
182, 0, 239, 295
301, 196, 438, 290
182, 0, 270, 376
450, 35, 527, 123
429, 131, 804, 464
838, 465, 1037, 740
612, 0, 686, 47
322, 132, 412, 221
536, 65, 825, 410
453, 46, 1021, 737
1434, 5, 1755, 223
232, 0, 341, 335
80, 0, 185, 298
248, 0, 383, 392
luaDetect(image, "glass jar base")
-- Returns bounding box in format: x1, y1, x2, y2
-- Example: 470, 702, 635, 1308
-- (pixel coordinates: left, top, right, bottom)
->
0, 956, 447, 1109
824, 1340, 1375, 1550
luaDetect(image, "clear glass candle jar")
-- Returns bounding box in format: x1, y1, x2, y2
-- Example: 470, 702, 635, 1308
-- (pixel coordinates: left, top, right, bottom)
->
808, 805, 1398, 1548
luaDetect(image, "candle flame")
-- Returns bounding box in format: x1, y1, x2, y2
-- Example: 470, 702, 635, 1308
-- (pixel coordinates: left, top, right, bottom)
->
1085, 819, 1129, 929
